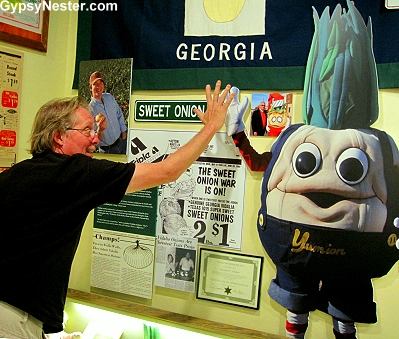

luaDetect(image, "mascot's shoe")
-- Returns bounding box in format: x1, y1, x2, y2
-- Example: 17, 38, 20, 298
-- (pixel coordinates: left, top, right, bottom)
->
333, 329, 357, 339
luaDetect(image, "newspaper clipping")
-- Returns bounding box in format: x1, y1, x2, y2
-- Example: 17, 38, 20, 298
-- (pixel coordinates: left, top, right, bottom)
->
128, 129, 246, 249
155, 234, 198, 292
91, 229, 155, 299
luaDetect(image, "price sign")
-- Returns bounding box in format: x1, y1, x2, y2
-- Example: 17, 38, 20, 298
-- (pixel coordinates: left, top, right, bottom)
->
2, 90, 18, 108
0, 130, 16, 147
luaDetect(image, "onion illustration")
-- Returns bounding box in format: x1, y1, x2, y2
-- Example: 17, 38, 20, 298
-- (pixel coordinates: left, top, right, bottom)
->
123, 240, 153, 269
203, 0, 246, 23
171, 178, 196, 200
163, 213, 195, 237
159, 197, 181, 219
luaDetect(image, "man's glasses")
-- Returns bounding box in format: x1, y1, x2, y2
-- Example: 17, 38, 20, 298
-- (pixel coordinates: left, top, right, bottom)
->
66, 127, 96, 138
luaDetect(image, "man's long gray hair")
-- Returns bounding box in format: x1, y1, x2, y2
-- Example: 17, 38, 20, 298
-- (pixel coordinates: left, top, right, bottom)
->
29, 96, 89, 155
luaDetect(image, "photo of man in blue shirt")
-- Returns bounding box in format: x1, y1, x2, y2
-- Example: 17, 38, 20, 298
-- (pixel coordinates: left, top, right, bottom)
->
89, 71, 128, 154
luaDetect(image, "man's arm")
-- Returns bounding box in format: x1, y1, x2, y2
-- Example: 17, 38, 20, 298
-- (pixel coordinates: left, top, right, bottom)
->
126, 80, 233, 193
232, 131, 272, 172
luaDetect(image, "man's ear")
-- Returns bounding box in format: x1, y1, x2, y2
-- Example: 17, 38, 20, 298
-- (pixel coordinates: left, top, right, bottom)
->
53, 130, 64, 149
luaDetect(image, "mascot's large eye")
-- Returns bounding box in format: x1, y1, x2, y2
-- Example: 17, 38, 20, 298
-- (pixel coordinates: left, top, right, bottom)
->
336, 148, 368, 185
292, 143, 321, 178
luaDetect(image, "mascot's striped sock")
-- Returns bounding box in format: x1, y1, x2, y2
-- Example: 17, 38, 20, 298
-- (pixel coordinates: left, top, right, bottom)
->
286, 310, 309, 339
332, 318, 357, 339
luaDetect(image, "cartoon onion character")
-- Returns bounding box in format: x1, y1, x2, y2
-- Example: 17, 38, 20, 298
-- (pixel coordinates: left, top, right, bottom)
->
225, 2, 399, 338
266, 93, 291, 137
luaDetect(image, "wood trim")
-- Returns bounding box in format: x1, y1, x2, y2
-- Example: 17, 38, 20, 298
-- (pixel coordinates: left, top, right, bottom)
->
0, 9, 49, 52
67, 288, 284, 339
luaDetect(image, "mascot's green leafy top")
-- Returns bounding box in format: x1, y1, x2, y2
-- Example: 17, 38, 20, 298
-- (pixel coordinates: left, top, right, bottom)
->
302, 0, 379, 129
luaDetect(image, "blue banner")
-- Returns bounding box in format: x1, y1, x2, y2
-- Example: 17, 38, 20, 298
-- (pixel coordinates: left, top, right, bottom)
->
74, 0, 399, 90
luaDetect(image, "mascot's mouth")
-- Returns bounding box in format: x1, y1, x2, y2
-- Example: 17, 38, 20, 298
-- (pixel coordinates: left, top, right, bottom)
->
301, 192, 348, 208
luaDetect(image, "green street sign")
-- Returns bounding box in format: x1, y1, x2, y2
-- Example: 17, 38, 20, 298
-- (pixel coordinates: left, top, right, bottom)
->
134, 100, 206, 122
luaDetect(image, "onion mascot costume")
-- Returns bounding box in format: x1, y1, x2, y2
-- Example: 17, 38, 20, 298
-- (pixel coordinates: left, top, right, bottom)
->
225, 1, 399, 338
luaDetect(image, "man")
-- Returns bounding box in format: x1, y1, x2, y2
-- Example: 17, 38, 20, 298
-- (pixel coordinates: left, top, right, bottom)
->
251, 101, 267, 136
0, 80, 233, 338
89, 71, 128, 154
179, 251, 195, 275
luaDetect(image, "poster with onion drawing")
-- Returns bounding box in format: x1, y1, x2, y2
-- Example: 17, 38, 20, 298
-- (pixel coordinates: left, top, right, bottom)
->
90, 230, 155, 299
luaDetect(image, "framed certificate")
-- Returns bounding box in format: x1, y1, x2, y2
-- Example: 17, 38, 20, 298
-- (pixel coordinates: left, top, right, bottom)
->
197, 248, 263, 309
0, 1, 49, 52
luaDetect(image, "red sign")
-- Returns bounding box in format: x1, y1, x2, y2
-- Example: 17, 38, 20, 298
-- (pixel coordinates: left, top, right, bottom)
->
2, 90, 18, 108
0, 130, 16, 147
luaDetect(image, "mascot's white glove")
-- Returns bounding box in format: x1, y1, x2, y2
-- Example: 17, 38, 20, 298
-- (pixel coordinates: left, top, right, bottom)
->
224, 86, 249, 136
